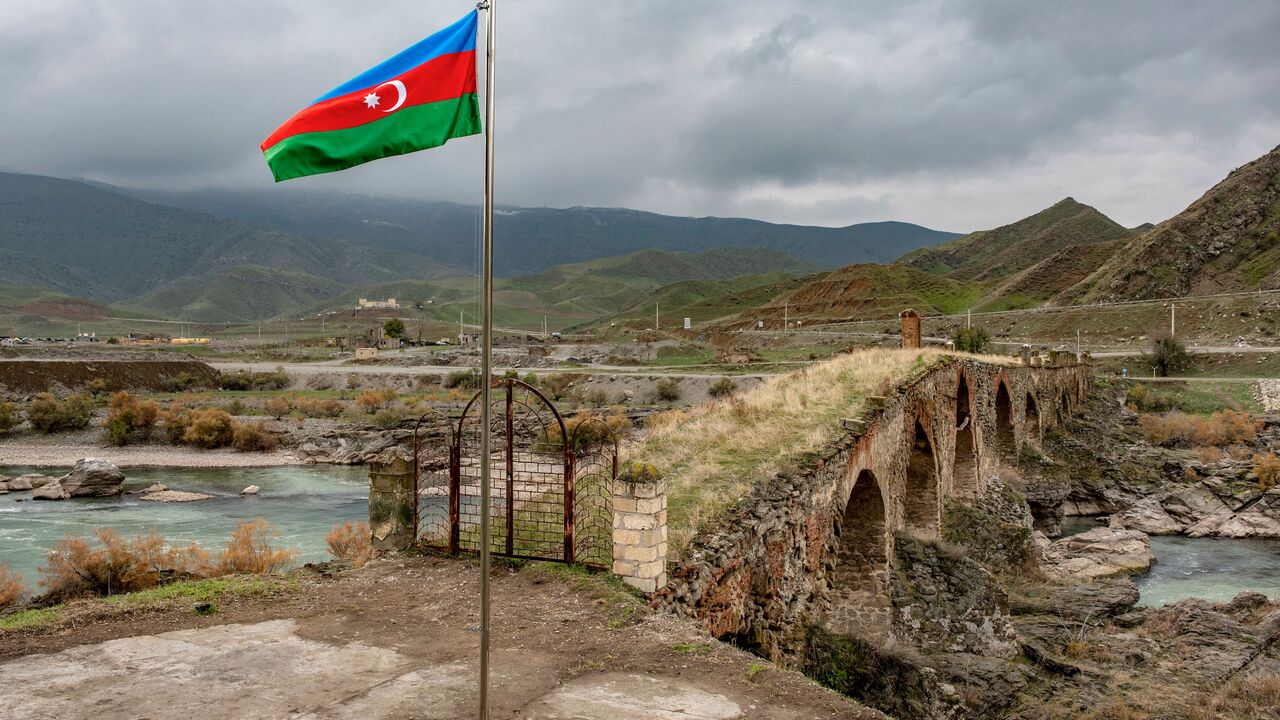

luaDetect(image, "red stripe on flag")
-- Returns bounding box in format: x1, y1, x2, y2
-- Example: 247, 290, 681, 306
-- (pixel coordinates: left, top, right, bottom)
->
262, 50, 477, 152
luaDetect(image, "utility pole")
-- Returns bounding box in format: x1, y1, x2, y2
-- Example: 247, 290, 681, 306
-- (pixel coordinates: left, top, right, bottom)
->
459, 308, 464, 344
655, 302, 659, 331
784, 302, 788, 332
1170, 303, 1176, 338
967, 308, 972, 329
258, 323, 262, 344
543, 314, 547, 338
1077, 328, 1081, 355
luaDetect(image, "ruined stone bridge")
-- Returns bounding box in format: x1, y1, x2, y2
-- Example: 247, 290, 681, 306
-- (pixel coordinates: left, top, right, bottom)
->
654, 352, 1091, 661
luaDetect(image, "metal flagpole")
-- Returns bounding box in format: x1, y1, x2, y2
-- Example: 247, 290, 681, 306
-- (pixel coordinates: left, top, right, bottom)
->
478, 2, 496, 718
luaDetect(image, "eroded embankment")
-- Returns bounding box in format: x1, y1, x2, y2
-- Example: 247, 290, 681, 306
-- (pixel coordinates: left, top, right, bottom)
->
0, 359, 218, 393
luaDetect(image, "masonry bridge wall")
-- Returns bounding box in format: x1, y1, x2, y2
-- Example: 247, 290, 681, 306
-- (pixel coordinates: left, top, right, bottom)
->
655, 355, 1090, 661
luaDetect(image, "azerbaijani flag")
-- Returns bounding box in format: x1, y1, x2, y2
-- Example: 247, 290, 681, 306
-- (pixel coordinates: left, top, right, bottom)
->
261, 11, 481, 182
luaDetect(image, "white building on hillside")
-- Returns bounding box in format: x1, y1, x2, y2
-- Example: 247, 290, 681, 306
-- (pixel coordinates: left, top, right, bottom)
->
358, 298, 399, 310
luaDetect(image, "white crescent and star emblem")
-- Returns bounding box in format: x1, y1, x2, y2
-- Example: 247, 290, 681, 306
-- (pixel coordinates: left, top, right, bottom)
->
367, 80, 407, 113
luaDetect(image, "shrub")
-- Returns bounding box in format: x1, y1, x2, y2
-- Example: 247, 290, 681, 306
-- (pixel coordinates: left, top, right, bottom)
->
540, 411, 633, 452
295, 396, 344, 418
708, 377, 737, 398
540, 373, 576, 400
105, 336, 119, 345
0, 564, 25, 610
26, 393, 93, 434
1255, 452, 1280, 490
103, 391, 160, 445
0, 400, 18, 434
219, 519, 295, 575
1125, 383, 1174, 412
263, 396, 292, 419
654, 378, 681, 402
444, 369, 481, 390
326, 521, 374, 568
951, 327, 990, 354
1147, 336, 1192, 377
356, 388, 397, 413
83, 378, 109, 397
232, 422, 278, 452
227, 399, 247, 416
1138, 409, 1260, 447
372, 407, 407, 428
218, 369, 288, 391
160, 402, 192, 444
583, 388, 609, 407
182, 408, 235, 449
161, 371, 206, 392
40, 529, 211, 600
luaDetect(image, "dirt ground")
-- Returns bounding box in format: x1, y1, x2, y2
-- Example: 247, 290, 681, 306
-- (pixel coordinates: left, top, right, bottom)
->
0, 554, 883, 720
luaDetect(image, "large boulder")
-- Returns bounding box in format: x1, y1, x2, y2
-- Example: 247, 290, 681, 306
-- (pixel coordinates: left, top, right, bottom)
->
31, 481, 70, 500
1113, 497, 1182, 535
1041, 527, 1155, 581
57, 458, 125, 497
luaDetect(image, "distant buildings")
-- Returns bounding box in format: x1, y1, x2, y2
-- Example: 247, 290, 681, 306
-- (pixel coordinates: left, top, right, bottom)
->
358, 298, 399, 310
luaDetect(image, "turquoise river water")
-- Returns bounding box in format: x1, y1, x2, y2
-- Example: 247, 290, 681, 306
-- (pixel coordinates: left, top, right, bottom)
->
0, 464, 368, 589
1060, 517, 1280, 607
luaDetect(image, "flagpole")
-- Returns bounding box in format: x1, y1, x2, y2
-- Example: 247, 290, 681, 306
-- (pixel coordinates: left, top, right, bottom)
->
478, 2, 496, 719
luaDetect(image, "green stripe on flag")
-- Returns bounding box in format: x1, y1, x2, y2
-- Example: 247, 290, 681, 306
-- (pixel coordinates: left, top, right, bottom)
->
264, 93, 481, 181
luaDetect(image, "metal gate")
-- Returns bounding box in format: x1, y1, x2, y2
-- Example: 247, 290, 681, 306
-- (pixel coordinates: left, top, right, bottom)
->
413, 378, 616, 567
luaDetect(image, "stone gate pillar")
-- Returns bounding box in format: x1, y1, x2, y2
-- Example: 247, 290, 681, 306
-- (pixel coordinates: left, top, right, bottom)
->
612, 462, 667, 593
899, 309, 922, 349
368, 448, 416, 551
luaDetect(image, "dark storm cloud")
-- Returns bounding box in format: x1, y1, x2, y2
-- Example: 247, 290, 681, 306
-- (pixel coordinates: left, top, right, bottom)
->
2, 0, 1278, 230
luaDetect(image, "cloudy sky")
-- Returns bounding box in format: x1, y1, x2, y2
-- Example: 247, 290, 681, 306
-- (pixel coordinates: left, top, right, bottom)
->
3, 0, 1279, 232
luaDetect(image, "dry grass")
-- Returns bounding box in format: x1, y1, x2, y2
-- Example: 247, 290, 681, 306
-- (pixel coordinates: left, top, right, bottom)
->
1194, 446, 1224, 463
1138, 409, 1260, 447
0, 564, 25, 610
1190, 672, 1280, 720
625, 349, 1008, 558
326, 521, 375, 568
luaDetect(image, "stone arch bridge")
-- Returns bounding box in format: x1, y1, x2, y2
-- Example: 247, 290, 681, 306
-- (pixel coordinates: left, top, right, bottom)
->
656, 354, 1090, 660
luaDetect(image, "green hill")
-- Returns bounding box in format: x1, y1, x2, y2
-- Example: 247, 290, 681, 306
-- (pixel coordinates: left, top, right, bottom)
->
897, 198, 1133, 283
732, 264, 982, 327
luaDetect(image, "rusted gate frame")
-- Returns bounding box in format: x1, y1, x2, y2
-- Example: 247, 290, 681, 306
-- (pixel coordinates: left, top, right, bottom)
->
414, 377, 608, 565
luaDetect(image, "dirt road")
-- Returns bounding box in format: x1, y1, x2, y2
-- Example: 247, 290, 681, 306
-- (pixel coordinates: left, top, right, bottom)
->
0, 555, 881, 720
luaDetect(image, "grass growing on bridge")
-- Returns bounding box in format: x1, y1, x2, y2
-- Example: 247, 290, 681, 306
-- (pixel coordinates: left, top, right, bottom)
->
629, 348, 1009, 559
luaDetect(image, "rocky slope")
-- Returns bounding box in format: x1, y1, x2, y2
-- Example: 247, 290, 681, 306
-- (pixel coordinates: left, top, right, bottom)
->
1057, 143, 1280, 303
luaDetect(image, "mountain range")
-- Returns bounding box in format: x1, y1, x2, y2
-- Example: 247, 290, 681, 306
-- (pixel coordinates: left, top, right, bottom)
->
0, 171, 958, 322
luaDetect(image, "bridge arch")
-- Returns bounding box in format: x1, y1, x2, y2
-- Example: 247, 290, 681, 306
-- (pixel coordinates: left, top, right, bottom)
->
903, 419, 940, 536
953, 373, 979, 499
994, 381, 1016, 463
1024, 392, 1040, 442
827, 468, 890, 637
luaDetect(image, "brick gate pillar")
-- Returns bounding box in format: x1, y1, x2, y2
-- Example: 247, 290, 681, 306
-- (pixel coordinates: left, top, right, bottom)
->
899, 309, 922, 349
612, 462, 667, 593
368, 449, 416, 551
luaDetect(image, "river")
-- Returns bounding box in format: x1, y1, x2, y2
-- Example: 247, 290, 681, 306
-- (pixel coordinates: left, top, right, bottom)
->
1060, 517, 1280, 606
0, 465, 368, 590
